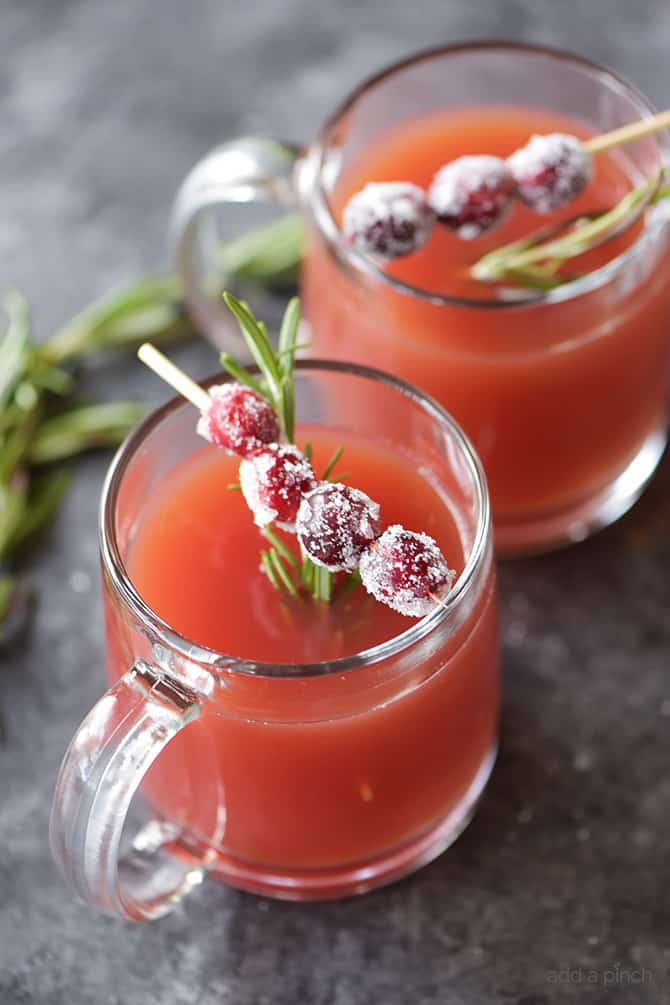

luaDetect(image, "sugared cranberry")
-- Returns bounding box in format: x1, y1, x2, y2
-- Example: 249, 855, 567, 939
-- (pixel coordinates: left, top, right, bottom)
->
197, 383, 279, 456
342, 182, 436, 259
428, 155, 515, 239
507, 133, 593, 212
296, 483, 381, 572
359, 525, 455, 617
240, 444, 316, 529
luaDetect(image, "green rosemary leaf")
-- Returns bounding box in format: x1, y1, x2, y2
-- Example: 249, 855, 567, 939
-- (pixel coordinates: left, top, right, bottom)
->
0, 291, 32, 410
0, 404, 41, 484
314, 565, 333, 604
276, 341, 310, 363
0, 402, 21, 437
301, 554, 315, 590
309, 563, 320, 600
652, 182, 670, 204
39, 276, 191, 366
222, 293, 282, 403
228, 482, 242, 492
0, 474, 28, 554
269, 548, 299, 597
280, 373, 295, 443
216, 213, 304, 289
277, 296, 301, 379
322, 445, 344, 481
262, 526, 301, 573
219, 352, 270, 399
260, 550, 283, 592
6, 470, 72, 553
502, 269, 570, 291
303, 442, 312, 462
14, 381, 39, 412
33, 364, 74, 396
28, 402, 146, 464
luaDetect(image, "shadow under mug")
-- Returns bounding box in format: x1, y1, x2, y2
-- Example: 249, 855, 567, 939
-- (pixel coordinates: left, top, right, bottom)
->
50, 360, 499, 921
171, 41, 670, 556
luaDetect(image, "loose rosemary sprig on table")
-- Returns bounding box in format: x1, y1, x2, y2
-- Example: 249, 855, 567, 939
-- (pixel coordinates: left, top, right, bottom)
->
221, 293, 351, 604
0, 284, 195, 641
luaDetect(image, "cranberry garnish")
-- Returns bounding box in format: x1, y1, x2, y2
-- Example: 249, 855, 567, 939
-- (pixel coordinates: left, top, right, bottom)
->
507, 133, 593, 212
197, 383, 280, 456
296, 483, 381, 572
342, 182, 436, 259
359, 525, 455, 617
239, 444, 316, 529
428, 155, 515, 239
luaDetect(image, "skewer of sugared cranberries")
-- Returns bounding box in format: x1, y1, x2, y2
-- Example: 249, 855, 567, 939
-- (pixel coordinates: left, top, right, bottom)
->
343, 182, 436, 259
428, 155, 516, 239
240, 444, 317, 530
196, 384, 280, 456
359, 525, 455, 617
507, 134, 593, 213
296, 483, 381, 572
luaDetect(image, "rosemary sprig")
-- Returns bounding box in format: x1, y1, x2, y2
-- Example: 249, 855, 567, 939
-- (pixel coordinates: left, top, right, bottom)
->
471, 178, 670, 289
220, 295, 355, 604
322, 446, 344, 481
222, 292, 292, 439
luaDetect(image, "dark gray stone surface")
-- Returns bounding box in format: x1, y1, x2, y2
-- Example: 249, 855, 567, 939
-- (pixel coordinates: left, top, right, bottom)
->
1, 1, 669, 1002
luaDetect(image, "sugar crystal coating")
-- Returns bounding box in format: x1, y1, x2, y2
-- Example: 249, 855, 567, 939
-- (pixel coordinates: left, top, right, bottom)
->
197, 383, 279, 456
428, 155, 515, 238
507, 133, 593, 212
296, 482, 381, 572
343, 182, 436, 259
359, 525, 455, 617
239, 444, 316, 530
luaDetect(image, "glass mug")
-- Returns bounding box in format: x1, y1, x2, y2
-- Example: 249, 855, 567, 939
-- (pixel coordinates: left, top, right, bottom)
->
50, 361, 499, 921
172, 41, 670, 556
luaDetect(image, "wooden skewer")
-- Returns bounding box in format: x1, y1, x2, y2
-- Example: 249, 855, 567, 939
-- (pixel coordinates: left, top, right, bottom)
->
137, 342, 211, 412
429, 589, 451, 611
584, 108, 670, 154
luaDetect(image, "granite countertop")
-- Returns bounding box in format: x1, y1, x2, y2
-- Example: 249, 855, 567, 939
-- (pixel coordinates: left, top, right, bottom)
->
1, 2, 669, 1003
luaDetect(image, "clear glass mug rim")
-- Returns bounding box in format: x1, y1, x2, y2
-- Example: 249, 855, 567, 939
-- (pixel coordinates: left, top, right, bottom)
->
305, 39, 670, 310
100, 358, 490, 680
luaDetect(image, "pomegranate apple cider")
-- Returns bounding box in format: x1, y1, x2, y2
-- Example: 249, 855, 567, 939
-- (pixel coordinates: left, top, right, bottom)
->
304, 105, 670, 547
110, 428, 498, 882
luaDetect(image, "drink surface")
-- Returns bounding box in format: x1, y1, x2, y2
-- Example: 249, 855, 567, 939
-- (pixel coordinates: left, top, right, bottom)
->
126, 428, 465, 663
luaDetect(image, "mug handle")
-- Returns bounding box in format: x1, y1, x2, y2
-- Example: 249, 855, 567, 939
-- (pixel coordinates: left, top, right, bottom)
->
171, 137, 301, 347
49, 659, 221, 922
